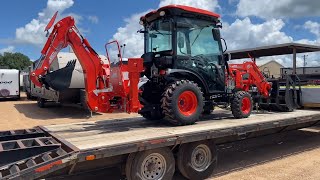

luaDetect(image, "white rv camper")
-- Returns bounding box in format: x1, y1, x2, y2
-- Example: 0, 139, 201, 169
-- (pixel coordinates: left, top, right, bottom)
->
25, 52, 108, 108
0, 69, 20, 99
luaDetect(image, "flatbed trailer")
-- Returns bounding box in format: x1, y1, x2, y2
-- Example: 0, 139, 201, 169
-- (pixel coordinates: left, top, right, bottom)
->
0, 110, 320, 180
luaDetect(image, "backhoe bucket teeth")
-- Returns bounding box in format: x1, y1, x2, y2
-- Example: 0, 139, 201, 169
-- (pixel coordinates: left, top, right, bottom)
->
41, 60, 76, 91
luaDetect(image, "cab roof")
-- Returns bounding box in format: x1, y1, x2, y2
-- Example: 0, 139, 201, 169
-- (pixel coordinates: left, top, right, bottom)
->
141, 5, 220, 21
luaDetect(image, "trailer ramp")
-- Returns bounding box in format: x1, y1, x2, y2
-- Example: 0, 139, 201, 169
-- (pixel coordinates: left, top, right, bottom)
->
0, 128, 78, 180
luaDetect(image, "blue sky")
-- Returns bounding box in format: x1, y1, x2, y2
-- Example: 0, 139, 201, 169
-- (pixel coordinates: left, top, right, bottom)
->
0, 0, 320, 67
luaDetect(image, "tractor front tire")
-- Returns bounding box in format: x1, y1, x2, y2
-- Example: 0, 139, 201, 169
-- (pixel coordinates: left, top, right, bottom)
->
231, 91, 253, 119
161, 80, 204, 126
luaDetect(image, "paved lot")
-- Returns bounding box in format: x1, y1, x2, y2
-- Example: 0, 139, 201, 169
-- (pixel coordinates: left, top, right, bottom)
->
0, 93, 319, 180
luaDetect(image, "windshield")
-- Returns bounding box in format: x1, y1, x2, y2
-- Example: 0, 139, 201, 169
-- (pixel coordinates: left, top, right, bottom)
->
145, 19, 172, 53
177, 18, 222, 58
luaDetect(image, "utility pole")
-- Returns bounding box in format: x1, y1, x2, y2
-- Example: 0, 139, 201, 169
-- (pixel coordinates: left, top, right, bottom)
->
302, 54, 308, 74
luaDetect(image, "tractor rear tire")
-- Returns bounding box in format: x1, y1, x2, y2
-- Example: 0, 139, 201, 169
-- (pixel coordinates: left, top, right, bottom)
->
161, 80, 204, 126
139, 81, 164, 121
231, 91, 253, 119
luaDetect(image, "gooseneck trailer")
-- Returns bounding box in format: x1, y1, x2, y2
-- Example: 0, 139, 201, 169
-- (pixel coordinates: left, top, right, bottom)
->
0, 110, 319, 180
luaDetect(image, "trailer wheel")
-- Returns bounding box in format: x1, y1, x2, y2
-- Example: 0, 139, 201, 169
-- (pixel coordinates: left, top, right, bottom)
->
126, 148, 175, 180
37, 98, 46, 108
177, 141, 217, 180
231, 91, 253, 118
161, 80, 204, 125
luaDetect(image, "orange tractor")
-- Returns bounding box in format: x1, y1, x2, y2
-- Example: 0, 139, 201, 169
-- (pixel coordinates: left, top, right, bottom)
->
31, 5, 298, 126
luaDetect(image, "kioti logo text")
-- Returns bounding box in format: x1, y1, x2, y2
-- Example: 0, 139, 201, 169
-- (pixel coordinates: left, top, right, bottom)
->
0, 81, 12, 84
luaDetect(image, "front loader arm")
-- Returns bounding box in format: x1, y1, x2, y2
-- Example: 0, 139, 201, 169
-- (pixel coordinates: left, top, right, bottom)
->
229, 61, 272, 98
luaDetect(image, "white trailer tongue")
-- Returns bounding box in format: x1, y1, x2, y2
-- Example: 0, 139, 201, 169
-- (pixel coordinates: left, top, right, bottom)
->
0, 69, 20, 99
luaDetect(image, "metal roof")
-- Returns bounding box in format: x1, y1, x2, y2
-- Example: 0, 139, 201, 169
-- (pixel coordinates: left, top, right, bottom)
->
226, 43, 320, 60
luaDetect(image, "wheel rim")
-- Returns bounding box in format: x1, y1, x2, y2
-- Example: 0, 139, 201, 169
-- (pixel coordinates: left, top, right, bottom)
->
241, 97, 251, 114
141, 153, 167, 180
190, 144, 212, 172
178, 91, 198, 116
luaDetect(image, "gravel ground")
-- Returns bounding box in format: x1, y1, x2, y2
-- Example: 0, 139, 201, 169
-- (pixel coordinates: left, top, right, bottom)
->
0, 93, 319, 179
0, 93, 139, 131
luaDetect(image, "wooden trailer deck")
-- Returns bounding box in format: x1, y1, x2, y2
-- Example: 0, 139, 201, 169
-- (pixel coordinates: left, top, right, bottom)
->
42, 110, 320, 152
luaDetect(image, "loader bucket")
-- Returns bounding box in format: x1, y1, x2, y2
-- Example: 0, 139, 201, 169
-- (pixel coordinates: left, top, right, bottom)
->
41, 60, 76, 91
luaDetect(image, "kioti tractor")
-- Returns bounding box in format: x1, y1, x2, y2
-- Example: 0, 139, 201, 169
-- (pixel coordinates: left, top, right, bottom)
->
30, 5, 299, 126
137, 5, 276, 125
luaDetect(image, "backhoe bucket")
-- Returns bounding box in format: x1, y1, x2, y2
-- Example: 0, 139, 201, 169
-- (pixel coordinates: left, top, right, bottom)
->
41, 60, 76, 91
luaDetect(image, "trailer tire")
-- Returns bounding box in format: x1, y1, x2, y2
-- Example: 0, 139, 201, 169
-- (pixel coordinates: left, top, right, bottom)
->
126, 147, 175, 180
231, 91, 252, 119
37, 98, 46, 108
125, 153, 136, 180
161, 80, 204, 125
177, 141, 217, 180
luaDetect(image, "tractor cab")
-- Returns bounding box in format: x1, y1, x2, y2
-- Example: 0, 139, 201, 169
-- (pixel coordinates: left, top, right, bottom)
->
140, 5, 226, 93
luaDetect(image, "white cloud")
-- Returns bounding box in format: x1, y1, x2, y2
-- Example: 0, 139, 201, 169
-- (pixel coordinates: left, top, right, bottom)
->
304, 21, 320, 37
222, 18, 293, 50
111, 11, 149, 58
111, 0, 220, 58
236, 0, 320, 19
15, 0, 76, 46
221, 17, 320, 67
0, 46, 15, 54
88, 15, 99, 24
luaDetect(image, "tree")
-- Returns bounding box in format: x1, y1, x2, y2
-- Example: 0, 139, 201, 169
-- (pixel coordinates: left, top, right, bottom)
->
0, 52, 32, 70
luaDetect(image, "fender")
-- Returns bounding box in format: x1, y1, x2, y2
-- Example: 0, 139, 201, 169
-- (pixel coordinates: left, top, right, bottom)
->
166, 69, 210, 94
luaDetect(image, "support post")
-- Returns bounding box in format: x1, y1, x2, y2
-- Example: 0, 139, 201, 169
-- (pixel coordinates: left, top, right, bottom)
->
293, 47, 297, 74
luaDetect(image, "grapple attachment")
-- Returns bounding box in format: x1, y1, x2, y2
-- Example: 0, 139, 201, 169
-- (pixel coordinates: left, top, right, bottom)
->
41, 60, 76, 91
258, 75, 302, 112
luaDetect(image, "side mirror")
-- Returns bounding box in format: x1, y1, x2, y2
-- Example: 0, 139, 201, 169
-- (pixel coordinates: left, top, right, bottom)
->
212, 28, 221, 41
221, 38, 227, 53
178, 36, 185, 49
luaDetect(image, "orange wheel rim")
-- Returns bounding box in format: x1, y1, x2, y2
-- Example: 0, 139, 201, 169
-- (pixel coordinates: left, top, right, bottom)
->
178, 91, 198, 116
241, 97, 251, 114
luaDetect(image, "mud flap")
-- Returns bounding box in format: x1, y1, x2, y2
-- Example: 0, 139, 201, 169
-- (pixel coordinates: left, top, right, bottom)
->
41, 60, 76, 91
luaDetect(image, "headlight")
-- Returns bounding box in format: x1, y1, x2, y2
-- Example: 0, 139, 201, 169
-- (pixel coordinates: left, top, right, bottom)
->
159, 11, 166, 16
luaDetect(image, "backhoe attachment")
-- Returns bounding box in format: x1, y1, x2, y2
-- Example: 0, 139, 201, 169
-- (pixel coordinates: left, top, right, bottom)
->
30, 13, 143, 114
